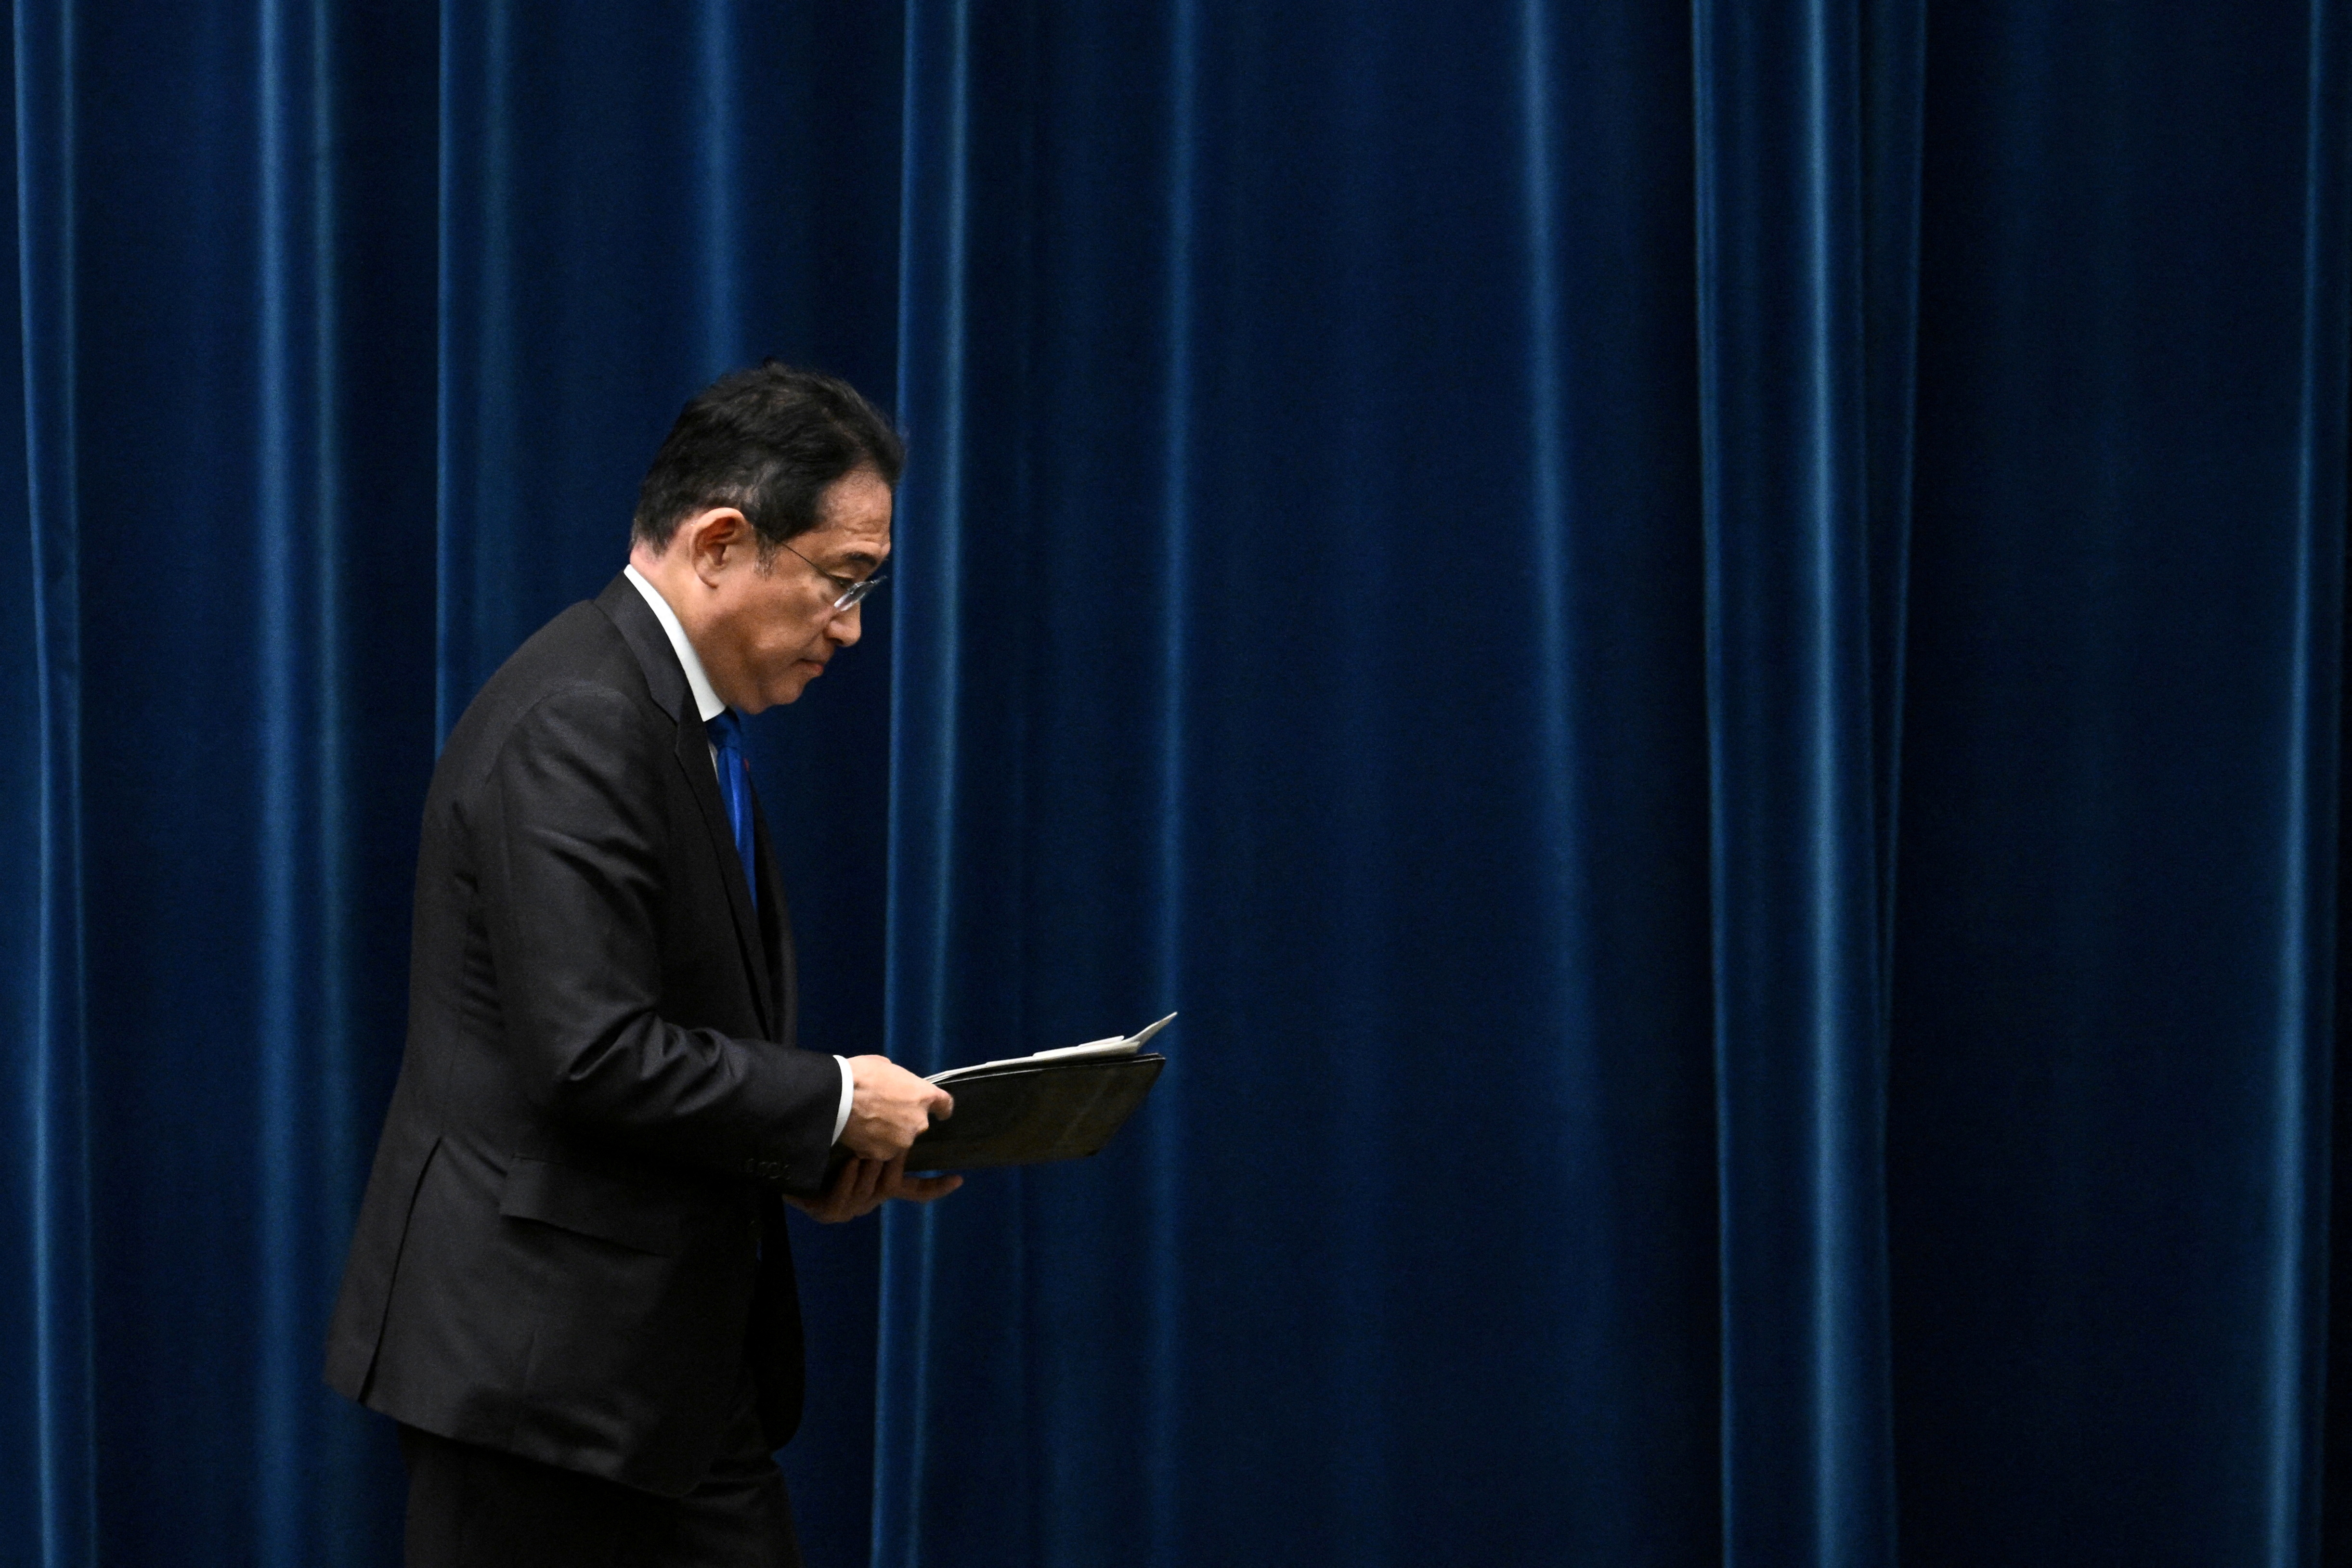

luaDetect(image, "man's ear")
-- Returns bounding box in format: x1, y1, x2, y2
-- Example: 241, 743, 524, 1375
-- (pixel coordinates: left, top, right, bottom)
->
682, 507, 754, 586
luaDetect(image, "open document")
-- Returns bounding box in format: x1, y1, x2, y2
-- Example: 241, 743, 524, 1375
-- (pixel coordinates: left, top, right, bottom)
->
903, 1014, 1175, 1171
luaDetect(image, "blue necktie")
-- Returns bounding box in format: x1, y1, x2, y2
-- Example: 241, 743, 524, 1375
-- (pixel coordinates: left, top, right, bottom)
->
705, 709, 758, 912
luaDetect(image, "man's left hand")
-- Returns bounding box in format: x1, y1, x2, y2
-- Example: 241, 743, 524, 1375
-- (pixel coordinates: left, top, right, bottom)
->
787, 1154, 963, 1224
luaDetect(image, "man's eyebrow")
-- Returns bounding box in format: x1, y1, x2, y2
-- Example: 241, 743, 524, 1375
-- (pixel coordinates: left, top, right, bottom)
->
830, 550, 885, 572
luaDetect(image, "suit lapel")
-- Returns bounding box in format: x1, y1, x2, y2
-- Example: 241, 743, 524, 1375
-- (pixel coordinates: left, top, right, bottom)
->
596, 575, 777, 1039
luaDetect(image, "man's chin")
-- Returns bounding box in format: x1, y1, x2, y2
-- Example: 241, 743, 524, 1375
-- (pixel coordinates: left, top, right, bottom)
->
739, 659, 827, 713
751, 675, 818, 713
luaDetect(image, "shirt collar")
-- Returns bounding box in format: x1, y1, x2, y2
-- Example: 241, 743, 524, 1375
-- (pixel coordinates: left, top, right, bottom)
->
624, 563, 727, 724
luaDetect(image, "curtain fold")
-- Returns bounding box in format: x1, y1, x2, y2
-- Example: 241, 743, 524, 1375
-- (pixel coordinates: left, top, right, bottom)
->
4, 4, 91, 1561
878, 2, 1723, 1563
876, 0, 2351, 1564
1, 2, 2348, 1565
1691, 0, 1905, 1558
1884, 2, 2348, 1560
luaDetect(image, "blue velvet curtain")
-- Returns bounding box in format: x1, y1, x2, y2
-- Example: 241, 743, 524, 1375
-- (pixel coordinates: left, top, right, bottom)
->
0, 3, 905, 1564
5, 2, 2350, 1567
880, 2, 2348, 1567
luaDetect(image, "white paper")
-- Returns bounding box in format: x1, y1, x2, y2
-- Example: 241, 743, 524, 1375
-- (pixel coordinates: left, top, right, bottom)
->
929, 1013, 1177, 1084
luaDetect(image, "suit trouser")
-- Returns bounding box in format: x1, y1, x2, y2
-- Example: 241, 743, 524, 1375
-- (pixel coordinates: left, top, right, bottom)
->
397, 1377, 800, 1568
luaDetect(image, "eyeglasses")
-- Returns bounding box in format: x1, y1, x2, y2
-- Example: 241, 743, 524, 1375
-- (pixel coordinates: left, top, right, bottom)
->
775, 537, 887, 613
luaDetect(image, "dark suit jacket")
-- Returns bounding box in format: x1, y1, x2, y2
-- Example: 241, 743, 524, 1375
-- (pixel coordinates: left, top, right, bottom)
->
325, 574, 845, 1497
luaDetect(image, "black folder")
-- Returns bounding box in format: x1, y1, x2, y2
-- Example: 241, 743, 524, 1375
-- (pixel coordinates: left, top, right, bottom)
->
906, 1051, 1167, 1172
813, 1016, 1173, 1184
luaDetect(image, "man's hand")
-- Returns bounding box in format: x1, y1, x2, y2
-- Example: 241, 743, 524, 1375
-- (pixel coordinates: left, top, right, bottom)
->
786, 1154, 962, 1224
842, 1054, 953, 1160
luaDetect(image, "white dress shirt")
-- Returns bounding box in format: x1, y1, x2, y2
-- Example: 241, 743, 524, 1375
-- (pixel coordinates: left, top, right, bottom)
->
625, 564, 856, 1147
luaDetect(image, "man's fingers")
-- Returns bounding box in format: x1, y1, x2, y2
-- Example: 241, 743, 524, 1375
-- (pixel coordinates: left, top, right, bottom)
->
828, 1156, 871, 1202
799, 1158, 867, 1223
871, 1156, 960, 1205
842, 1125, 908, 1161
893, 1172, 962, 1203
848, 1157, 884, 1205
802, 1152, 964, 1220
845, 1056, 953, 1157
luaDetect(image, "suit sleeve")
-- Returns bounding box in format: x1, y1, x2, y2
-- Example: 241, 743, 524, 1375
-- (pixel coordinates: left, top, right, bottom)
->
472, 680, 841, 1190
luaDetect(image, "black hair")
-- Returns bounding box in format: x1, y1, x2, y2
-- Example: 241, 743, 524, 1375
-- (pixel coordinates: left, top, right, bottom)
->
631, 361, 905, 551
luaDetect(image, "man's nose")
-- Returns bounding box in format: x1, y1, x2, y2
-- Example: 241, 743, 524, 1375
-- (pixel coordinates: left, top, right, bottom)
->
828, 602, 863, 648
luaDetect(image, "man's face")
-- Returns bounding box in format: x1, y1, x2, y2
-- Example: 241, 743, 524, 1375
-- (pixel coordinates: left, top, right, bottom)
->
700, 468, 893, 713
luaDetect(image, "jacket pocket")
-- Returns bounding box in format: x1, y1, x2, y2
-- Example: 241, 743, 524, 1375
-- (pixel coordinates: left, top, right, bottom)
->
497, 1155, 685, 1257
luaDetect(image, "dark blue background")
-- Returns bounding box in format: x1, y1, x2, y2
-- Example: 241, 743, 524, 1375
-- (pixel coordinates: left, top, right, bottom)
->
3, 1, 2348, 1566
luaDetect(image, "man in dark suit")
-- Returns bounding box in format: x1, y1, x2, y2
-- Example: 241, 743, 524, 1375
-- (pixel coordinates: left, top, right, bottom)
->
325, 364, 958, 1567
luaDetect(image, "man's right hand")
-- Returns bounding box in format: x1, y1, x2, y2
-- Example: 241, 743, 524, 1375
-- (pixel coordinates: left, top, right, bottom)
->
841, 1055, 953, 1160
